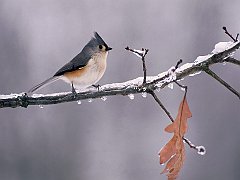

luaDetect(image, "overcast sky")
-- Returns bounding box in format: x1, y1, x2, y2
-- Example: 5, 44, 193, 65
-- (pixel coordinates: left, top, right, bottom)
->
0, 0, 240, 180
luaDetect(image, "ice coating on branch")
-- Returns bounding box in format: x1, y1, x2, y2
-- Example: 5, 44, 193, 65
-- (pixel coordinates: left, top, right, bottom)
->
132, 49, 145, 58
0, 92, 32, 99
157, 71, 169, 78
175, 63, 194, 73
31, 92, 69, 98
102, 76, 158, 90
189, 71, 202, 77
212, 41, 238, 54
0, 93, 23, 99
164, 66, 177, 83
194, 54, 213, 65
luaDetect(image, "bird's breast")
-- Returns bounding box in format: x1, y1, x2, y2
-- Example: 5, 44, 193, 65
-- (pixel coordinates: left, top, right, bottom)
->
62, 52, 108, 89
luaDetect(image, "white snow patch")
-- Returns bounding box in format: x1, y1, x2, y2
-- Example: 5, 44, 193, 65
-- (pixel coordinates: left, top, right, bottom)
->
194, 54, 213, 65
31, 92, 69, 98
189, 71, 202, 77
212, 41, 238, 54
165, 66, 177, 82
0, 93, 24, 99
102, 76, 159, 90
175, 63, 194, 73
132, 49, 145, 58
157, 71, 169, 78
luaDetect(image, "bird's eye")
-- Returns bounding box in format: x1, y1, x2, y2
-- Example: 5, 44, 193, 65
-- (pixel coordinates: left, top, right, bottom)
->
99, 45, 103, 49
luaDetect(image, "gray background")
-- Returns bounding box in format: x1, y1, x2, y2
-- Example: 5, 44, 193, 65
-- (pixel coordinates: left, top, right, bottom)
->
1, 0, 240, 179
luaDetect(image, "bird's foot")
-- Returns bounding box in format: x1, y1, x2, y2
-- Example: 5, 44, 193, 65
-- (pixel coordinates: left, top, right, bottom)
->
92, 84, 101, 91
71, 83, 77, 98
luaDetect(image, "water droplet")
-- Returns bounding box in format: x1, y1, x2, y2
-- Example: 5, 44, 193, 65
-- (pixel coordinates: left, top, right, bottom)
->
160, 163, 165, 166
39, 105, 44, 109
181, 87, 186, 91
222, 62, 226, 65
101, 96, 107, 101
77, 100, 81, 105
88, 98, 93, 103
196, 146, 206, 155
142, 87, 147, 91
168, 83, 174, 89
156, 88, 161, 92
128, 94, 135, 100
141, 92, 147, 98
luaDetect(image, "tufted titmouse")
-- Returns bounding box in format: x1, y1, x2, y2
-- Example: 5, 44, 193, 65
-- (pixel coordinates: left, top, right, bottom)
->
28, 32, 112, 94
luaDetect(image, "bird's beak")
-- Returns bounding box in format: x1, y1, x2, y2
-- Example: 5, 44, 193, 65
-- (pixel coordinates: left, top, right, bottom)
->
106, 46, 112, 51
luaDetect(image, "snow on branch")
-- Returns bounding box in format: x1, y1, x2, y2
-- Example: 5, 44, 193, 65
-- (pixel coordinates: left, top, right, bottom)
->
0, 39, 240, 108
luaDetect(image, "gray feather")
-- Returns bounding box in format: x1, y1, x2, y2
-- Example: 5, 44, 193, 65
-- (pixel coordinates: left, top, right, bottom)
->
53, 49, 92, 76
28, 76, 60, 93
54, 32, 108, 76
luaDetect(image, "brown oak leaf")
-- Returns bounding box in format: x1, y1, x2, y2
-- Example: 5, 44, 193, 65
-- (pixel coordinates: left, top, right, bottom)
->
159, 95, 192, 180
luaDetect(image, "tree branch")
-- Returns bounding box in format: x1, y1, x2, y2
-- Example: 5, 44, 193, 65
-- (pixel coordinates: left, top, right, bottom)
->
0, 40, 239, 108
149, 89, 201, 151
149, 90, 174, 122
224, 57, 240, 66
125, 46, 149, 84
222, 26, 238, 42
204, 67, 240, 99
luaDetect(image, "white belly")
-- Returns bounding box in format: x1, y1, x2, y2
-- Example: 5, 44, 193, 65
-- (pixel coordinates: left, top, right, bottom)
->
61, 52, 107, 90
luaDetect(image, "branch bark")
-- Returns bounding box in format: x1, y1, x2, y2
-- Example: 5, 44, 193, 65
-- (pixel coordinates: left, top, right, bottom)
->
204, 68, 240, 99
0, 41, 240, 108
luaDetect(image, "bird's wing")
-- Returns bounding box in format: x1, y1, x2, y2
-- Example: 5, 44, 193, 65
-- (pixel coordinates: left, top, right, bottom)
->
54, 50, 92, 76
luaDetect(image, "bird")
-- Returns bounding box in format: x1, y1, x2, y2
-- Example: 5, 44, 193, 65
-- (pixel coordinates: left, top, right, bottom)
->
28, 32, 112, 94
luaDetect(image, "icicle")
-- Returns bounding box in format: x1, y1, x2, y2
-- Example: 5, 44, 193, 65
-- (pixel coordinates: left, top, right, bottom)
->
88, 98, 93, 103
141, 92, 147, 98
168, 83, 174, 89
101, 96, 107, 101
128, 94, 135, 100
181, 87, 185, 91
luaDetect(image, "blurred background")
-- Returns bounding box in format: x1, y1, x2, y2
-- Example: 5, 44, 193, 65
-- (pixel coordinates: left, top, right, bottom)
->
0, 0, 240, 179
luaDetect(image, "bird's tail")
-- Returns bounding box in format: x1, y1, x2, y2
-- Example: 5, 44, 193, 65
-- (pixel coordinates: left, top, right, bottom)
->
28, 76, 61, 93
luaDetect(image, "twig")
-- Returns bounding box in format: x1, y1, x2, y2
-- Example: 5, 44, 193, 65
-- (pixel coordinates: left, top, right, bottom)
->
224, 57, 240, 66
236, 33, 239, 41
179, 90, 198, 150
149, 89, 199, 150
222, 26, 238, 42
204, 68, 240, 99
142, 48, 149, 84
174, 81, 187, 90
182, 137, 197, 150
125, 46, 149, 84
175, 59, 183, 69
149, 90, 174, 122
